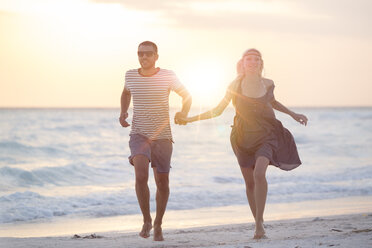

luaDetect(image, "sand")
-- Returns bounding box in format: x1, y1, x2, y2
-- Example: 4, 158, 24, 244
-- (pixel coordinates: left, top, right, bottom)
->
1, 197, 372, 248
1, 213, 371, 248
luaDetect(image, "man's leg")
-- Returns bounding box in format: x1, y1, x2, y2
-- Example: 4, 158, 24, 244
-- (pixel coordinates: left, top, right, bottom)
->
133, 155, 152, 238
152, 169, 169, 241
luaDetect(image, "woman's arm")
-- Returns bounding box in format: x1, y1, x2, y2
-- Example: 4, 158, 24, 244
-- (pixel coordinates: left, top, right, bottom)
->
272, 100, 308, 126
271, 100, 294, 116
181, 91, 232, 123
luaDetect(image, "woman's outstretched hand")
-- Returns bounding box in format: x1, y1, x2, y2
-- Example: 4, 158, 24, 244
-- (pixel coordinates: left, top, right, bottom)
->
292, 113, 308, 126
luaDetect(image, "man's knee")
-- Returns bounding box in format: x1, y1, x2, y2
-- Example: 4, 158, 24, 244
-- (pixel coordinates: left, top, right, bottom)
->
136, 173, 148, 185
155, 175, 169, 192
133, 155, 150, 184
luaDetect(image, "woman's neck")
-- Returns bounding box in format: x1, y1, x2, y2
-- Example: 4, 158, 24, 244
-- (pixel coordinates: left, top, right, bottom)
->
243, 74, 261, 83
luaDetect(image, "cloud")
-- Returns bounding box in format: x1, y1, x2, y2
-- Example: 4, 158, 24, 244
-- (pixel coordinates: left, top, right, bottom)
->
91, 0, 191, 11
90, 0, 372, 37
292, 0, 372, 36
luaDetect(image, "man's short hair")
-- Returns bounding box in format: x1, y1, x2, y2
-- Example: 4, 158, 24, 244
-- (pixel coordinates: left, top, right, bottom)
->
138, 41, 158, 54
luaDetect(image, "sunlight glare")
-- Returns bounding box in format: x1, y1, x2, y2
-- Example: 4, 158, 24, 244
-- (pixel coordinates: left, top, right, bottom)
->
0, 0, 158, 40
180, 60, 229, 107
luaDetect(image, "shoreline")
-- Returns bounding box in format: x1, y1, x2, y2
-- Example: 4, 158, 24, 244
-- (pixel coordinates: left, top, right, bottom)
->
1, 106, 371, 110
1, 196, 371, 238
1, 212, 371, 248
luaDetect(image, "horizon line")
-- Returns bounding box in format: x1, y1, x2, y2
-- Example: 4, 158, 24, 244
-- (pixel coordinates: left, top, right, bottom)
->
1, 105, 372, 110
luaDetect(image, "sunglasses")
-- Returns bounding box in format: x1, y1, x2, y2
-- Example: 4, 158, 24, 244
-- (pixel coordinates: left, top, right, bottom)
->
137, 51, 155, 57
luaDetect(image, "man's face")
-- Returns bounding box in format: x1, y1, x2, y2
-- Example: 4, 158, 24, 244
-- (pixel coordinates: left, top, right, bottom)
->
138, 45, 158, 69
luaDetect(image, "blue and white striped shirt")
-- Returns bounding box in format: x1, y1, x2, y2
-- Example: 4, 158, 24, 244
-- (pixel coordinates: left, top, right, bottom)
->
125, 68, 186, 140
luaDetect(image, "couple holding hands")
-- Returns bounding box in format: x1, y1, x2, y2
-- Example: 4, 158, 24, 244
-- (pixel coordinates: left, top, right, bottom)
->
119, 41, 308, 241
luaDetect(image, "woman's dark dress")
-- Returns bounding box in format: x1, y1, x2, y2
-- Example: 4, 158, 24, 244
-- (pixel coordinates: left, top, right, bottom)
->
230, 81, 301, 170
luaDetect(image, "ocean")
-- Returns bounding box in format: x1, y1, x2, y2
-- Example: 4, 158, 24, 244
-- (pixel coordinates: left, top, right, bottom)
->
0, 107, 371, 224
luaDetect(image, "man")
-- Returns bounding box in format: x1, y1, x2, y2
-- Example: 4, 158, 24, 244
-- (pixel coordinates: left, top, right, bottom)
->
119, 41, 191, 241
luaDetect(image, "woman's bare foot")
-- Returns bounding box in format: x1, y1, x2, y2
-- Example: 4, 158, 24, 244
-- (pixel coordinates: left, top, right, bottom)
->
153, 225, 164, 241
253, 221, 266, 239
139, 222, 152, 238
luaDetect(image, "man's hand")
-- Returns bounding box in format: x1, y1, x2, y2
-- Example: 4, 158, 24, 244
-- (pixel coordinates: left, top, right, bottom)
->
119, 112, 130, 127
174, 112, 188, 125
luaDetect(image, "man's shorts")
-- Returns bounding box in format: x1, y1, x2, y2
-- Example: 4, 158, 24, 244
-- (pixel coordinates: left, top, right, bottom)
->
128, 133, 173, 173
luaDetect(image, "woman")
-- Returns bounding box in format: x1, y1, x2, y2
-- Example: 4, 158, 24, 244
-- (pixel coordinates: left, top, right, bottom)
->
176, 49, 308, 239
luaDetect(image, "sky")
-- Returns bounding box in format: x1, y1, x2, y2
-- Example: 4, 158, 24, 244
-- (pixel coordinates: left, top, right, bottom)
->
0, 0, 371, 108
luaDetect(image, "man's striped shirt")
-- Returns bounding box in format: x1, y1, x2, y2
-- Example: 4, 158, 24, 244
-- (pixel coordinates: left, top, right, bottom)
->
125, 68, 186, 140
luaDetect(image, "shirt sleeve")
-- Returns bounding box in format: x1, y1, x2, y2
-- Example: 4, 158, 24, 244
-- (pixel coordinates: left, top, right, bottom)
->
124, 71, 130, 92
226, 78, 240, 96
264, 78, 275, 88
169, 71, 187, 94
264, 78, 275, 102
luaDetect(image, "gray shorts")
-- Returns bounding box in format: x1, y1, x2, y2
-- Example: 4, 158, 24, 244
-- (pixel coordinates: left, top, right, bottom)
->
128, 133, 173, 173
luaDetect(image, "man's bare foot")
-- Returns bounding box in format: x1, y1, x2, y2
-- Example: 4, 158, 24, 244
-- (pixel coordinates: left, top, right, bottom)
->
139, 222, 152, 238
253, 221, 266, 239
153, 225, 164, 241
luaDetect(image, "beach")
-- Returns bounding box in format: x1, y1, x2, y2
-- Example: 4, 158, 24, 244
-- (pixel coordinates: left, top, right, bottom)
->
1, 196, 371, 247
1, 213, 371, 248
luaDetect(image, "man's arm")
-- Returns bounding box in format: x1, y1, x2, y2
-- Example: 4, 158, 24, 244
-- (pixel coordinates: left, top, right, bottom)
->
174, 87, 192, 125
119, 86, 131, 127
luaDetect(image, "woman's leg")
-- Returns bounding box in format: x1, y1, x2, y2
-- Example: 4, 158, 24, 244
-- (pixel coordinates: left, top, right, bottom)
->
253, 156, 270, 239
240, 166, 256, 219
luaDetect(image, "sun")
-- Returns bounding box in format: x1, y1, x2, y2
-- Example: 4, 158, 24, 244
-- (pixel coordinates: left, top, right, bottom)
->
178, 59, 231, 107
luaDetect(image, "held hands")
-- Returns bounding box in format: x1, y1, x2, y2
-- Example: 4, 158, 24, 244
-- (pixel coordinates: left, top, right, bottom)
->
292, 113, 308, 126
174, 112, 189, 125
119, 112, 130, 127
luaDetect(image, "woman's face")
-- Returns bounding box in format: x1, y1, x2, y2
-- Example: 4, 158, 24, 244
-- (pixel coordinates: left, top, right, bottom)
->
243, 54, 262, 74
